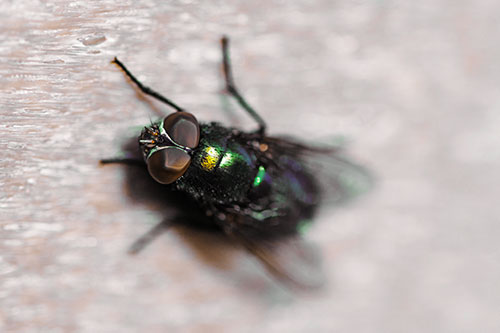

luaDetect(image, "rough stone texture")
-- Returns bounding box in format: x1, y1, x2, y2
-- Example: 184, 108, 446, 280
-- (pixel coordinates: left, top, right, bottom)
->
1, 1, 499, 332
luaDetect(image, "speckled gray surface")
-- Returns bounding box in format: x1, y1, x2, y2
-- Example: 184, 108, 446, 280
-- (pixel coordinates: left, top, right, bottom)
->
1, 1, 500, 332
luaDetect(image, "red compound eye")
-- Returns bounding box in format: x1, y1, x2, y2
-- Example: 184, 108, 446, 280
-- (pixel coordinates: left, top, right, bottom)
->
163, 112, 200, 148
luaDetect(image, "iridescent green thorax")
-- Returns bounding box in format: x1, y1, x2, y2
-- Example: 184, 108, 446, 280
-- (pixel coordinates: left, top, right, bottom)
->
174, 123, 259, 204
199, 145, 237, 171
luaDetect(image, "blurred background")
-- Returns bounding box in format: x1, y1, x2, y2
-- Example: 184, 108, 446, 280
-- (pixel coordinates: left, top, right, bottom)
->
1, 1, 499, 332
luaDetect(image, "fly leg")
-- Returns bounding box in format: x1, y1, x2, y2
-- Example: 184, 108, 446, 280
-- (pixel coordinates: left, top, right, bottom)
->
221, 36, 267, 135
112, 57, 185, 112
100, 157, 146, 167
128, 219, 172, 254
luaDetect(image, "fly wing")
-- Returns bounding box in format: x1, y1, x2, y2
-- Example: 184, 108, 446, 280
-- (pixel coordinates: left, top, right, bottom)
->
263, 136, 374, 206
225, 221, 325, 290
215, 135, 371, 289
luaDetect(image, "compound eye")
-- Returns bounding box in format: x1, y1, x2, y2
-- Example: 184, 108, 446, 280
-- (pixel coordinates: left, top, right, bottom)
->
163, 112, 200, 148
147, 147, 191, 184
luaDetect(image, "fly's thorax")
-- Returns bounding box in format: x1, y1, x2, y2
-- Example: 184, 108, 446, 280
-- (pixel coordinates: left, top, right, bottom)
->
174, 123, 259, 204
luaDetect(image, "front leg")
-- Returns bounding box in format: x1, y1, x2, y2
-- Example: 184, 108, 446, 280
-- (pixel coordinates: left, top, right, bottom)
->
100, 157, 146, 167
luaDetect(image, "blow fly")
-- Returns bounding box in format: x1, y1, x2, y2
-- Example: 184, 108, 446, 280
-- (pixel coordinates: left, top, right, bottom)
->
101, 37, 371, 289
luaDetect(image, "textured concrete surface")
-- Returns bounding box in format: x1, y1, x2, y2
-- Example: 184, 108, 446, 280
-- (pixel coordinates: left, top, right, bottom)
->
1, 1, 499, 332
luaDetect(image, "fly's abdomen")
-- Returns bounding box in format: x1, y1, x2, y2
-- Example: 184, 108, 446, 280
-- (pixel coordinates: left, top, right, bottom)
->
245, 155, 320, 236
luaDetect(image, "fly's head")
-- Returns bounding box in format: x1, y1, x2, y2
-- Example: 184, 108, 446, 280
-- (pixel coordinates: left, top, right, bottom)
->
138, 112, 200, 184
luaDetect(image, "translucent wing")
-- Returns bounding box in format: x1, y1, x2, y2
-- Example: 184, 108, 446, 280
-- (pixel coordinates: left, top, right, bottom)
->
217, 136, 372, 288
223, 216, 325, 290
262, 136, 374, 207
